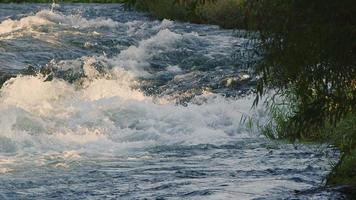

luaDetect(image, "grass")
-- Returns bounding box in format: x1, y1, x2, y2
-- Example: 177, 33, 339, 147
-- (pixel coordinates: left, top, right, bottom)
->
322, 114, 356, 186
196, 0, 246, 28
258, 96, 356, 187
122, 0, 247, 29
0, 0, 247, 29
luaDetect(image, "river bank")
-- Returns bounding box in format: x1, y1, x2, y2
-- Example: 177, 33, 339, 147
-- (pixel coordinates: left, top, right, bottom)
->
0, 0, 247, 29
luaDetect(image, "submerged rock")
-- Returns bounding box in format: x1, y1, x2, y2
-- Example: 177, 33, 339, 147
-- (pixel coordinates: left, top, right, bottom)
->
220, 72, 251, 88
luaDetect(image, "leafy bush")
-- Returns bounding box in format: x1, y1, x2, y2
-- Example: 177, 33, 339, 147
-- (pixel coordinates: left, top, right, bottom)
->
249, 0, 356, 140
196, 0, 245, 28
122, 0, 247, 29
247, 0, 356, 186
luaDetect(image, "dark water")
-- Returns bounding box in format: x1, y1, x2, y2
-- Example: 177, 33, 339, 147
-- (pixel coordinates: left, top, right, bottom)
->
0, 4, 343, 199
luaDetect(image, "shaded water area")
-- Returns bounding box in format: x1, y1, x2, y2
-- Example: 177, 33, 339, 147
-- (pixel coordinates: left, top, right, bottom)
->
0, 3, 344, 199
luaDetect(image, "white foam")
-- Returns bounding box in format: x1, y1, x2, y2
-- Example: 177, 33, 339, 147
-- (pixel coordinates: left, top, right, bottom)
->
0, 13, 50, 35
0, 64, 255, 157
166, 65, 182, 73
0, 167, 13, 174
0, 9, 118, 36
0, 75, 74, 116
110, 29, 182, 76
0, 10, 256, 163
154, 19, 174, 30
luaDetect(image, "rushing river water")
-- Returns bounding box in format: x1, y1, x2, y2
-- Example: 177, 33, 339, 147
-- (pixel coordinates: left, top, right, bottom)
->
0, 3, 344, 199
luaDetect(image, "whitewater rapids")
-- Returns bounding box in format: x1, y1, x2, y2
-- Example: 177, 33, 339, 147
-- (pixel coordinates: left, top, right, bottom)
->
0, 3, 341, 199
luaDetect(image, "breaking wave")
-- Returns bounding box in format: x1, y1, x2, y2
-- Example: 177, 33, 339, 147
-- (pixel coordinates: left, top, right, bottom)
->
0, 62, 255, 156
0, 9, 118, 36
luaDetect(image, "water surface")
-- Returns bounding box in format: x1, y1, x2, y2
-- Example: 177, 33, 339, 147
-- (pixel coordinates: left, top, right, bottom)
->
0, 3, 342, 199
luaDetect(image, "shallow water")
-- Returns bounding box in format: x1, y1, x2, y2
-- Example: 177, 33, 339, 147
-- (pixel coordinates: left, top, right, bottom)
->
0, 3, 343, 199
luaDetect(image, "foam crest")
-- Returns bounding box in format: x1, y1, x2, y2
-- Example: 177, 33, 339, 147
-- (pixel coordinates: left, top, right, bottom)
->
39, 10, 119, 28
154, 19, 174, 30
0, 9, 118, 36
81, 67, 147, 101
0, 57, 147, 114
0, 68, 255, 157
0, 75, 74, 116
0, 13, 50, 35
110, 29, 182, 75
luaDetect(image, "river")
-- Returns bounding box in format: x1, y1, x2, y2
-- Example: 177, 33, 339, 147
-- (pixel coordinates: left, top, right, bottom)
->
0, 3, 343, 199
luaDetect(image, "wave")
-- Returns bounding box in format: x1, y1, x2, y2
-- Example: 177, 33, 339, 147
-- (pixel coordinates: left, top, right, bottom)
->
0, 9, 119, 36
0, 57, 256, 157
110, 28, 183, 76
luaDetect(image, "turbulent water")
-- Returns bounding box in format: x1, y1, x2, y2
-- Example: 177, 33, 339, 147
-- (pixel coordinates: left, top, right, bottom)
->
0, 4, 343, 199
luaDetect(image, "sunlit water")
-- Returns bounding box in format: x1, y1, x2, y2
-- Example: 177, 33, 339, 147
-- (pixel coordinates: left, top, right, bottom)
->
0, 4, 343, 199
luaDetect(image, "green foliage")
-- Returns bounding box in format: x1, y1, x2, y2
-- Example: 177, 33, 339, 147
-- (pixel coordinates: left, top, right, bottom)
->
133, 0, 197, 21
247, 0, 356, 186
250, 0, 356, 140
122, 0, 205, 22
327, 149, 356, 186
322, 114, 356, 154
121, 0, 246, 29
196, 0, 246, 28
255, 92, 298, 140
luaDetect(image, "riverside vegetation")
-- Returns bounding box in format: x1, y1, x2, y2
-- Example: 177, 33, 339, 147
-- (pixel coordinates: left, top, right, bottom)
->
2, 0, 356, 194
